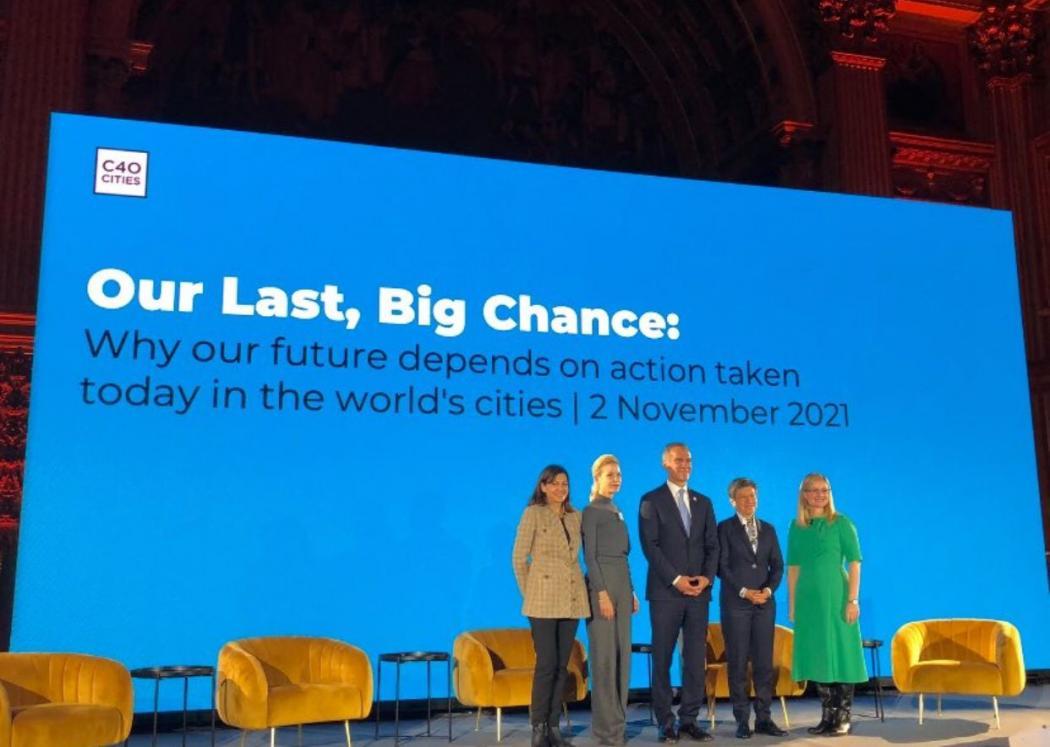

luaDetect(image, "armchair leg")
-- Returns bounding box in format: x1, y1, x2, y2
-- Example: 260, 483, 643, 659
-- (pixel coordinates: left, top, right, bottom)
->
919, 693, 924, 725
563, 702, 571, 728
708, 696, 715, 729
240, 731, 247, 747
992, 696, 1000, 729
298, 723, 303, 746
780, 696, 789, 728
937, 694, 942, 716
497, 706, 502, 742
270, 726, 276, 747
345, 719, 353, 746
475, 707, 482, 731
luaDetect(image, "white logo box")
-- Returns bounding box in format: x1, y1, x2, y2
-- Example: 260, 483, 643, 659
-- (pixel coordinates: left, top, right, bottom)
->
94, 147, 149, 197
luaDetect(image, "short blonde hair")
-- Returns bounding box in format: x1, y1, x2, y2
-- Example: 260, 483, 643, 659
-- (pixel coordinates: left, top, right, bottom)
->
590, 454, 620, 500
796, 472, 838, 526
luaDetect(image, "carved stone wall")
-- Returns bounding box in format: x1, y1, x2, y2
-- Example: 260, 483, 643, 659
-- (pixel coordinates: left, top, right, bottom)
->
112, 1, 814, 186
890, 131, 993, 205
0, 315, 31, 650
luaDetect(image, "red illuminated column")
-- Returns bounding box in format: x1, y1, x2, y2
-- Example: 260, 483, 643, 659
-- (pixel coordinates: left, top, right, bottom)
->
815, 0, 897, 196
829, 51, 893, 195
970, 1, 1050, 582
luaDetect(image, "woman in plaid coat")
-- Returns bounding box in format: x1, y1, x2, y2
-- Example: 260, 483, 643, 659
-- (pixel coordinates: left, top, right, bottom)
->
513, 465, 592, 747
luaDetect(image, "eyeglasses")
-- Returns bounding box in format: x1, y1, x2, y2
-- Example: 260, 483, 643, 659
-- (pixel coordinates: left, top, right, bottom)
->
803, 488, 830, 495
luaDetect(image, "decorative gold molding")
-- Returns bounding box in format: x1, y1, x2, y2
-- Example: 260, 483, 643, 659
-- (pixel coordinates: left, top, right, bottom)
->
896, 0, 982, 24
891, 131, 995, 170
970, 2, 1036, 78
889, 131, 994, 204
772, 120, 820, 147
129, 41, 153, 75
0, 314, 34, 353
987, 73, 1034, 91
817, 0, 898, 43
830, 50, 889, 69
1034, 131, 1050, 151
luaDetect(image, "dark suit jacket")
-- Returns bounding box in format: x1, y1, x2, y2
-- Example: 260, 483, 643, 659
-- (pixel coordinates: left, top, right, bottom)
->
716, 515, 784, 609
639, 484, 719, 601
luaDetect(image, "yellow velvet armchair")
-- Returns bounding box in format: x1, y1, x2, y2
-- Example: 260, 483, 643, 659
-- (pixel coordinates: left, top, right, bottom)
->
703, 623, 806, 728
892, 619, 1025, 728
216, 636, 372, 746
0, 652, 132, 747
452, 628, 587, 742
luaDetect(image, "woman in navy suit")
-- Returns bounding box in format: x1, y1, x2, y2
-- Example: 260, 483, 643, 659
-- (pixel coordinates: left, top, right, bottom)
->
716, 477, 787, 739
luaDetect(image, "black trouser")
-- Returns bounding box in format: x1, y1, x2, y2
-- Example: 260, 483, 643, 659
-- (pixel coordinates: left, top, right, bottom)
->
721, 599, 775, 724
650, 597, 709, 727
528, 617, 579, 726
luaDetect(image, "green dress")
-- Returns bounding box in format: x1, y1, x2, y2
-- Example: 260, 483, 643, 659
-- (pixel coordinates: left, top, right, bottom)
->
787, 514, 868, 683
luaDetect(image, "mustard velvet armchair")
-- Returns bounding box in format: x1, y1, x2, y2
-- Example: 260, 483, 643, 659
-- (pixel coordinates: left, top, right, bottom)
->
216, 636, 373, 746
703, 623, 806, 728
892, 619, 1025, 728
452, 628, 587, 742
0, 652, 132, 747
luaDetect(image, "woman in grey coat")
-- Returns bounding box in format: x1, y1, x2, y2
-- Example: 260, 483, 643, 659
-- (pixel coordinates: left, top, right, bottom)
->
582, 454, 638, 747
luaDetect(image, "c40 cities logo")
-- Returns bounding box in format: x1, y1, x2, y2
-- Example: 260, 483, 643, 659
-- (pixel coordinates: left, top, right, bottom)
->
94, 147, 149, 198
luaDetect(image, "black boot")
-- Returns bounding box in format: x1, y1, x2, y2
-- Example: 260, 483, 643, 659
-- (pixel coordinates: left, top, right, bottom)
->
547, 720, 572, 747
807, 683, 834, 735
828, 685, 853, 737
531, 722, 550, 747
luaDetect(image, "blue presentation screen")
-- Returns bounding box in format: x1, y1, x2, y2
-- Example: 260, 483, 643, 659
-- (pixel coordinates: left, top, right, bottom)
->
16, 114, 1047, 710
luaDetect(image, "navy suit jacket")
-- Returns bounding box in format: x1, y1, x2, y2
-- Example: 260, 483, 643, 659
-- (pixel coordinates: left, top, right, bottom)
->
639, 484, 719, 601
716, 515, 784, 610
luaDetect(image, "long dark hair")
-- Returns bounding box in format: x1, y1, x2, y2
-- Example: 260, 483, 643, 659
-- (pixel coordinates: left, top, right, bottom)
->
527, 464, 574, 512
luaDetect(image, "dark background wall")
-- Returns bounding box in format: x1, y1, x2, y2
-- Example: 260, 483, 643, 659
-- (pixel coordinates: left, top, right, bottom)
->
0, 0, 1048, 648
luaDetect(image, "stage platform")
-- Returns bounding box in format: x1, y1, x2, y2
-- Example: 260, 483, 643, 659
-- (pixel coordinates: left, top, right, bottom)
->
126, 684, 1050, 745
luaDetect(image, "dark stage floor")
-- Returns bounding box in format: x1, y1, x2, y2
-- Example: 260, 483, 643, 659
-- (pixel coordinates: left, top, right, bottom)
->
124, 685, 1049, 746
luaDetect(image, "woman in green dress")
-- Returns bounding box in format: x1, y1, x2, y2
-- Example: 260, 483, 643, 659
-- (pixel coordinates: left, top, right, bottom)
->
787, 472, 867, 737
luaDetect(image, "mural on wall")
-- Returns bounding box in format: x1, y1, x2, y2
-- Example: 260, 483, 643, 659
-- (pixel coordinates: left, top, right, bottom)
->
884, 34, 966, 135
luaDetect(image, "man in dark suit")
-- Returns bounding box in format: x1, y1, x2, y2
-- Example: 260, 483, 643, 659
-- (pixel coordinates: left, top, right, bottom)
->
639, 443, 718, 743
717, 478, 788, 739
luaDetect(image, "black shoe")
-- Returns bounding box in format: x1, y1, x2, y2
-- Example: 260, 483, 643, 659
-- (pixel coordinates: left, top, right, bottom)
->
545, 723, 569, 747
531, 722, 549, 747
754, 719, 788, 737
807, 683, 835, 735
827, 684, 853, 737
735, 722, 752, 739
546, 722, 571, 747
678, 723, 714, 742
659, 723, 678, 743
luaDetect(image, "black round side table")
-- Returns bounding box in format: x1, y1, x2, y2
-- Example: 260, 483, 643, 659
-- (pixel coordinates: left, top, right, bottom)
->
128, 665, 216, 747
630, 643, 655, 725
374, 651, 452, 744
861, 639, 885, 721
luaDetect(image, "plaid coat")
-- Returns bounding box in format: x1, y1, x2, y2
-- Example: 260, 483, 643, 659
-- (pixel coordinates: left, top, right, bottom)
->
512, 505, 591, 619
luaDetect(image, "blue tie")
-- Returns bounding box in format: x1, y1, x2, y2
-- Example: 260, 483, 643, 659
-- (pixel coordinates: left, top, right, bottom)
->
677, 488, 690, 536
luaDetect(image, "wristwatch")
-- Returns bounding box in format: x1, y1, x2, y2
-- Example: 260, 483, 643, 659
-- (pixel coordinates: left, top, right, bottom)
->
848, 599, 859, 605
